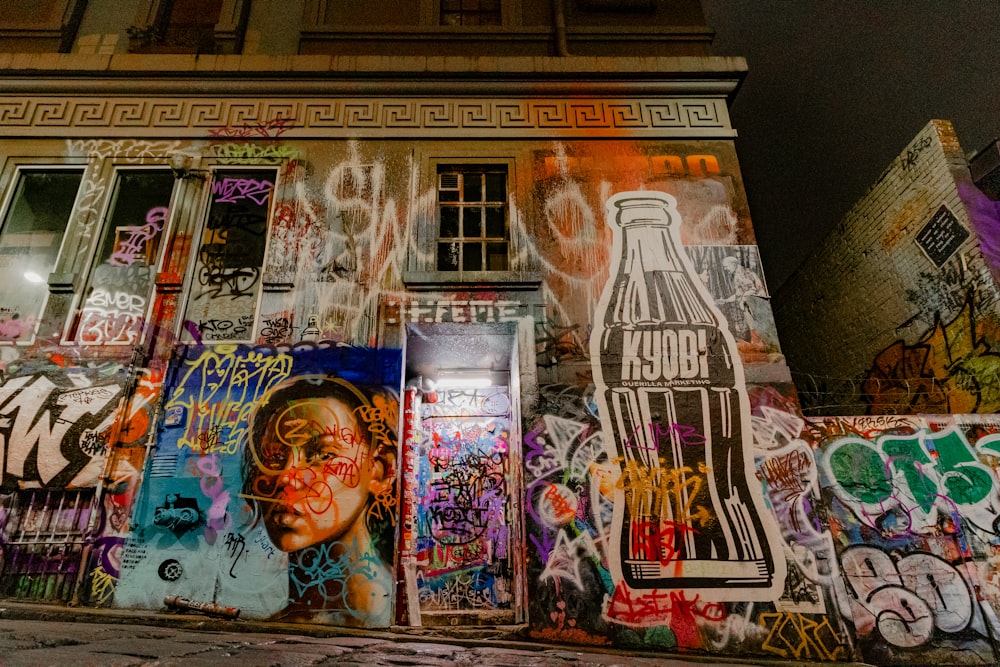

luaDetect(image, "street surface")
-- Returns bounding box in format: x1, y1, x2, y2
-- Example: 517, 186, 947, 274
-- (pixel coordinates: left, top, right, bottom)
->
0, 618, 774, 667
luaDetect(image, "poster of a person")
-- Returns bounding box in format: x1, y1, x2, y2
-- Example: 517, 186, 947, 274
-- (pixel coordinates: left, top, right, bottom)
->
719, 255, 779, 351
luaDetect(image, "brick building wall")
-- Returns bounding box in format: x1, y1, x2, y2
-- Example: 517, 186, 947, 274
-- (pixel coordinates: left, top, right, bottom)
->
774, 120, 1000, 415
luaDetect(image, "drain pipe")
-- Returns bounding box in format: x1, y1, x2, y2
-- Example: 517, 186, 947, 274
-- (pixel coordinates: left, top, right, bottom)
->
552, 0, 570, 56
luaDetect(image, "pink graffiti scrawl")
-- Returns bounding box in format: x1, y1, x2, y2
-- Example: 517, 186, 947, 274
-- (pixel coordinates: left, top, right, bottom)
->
212, 178, 275, 205
109, 206, 168, 267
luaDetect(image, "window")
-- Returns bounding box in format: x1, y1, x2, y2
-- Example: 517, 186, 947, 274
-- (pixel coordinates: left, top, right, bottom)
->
160, 0, 223, 51
70, 170, 175, 345
0, 489, 97, 603
128, 0, 227, 54
0, 169, 83, 343
577, 0, 656, 10
437, 166, 509, 273
440, 0, 501, 26
0, 0, 87, 53
183, 168, 275, 343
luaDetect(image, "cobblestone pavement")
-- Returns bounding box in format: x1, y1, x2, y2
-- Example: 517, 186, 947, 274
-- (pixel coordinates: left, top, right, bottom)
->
0, 618, 766, 667
0, 602, 870, 667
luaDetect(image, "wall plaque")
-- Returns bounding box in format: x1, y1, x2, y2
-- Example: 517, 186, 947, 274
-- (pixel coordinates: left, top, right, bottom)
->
915, 204, 969, 268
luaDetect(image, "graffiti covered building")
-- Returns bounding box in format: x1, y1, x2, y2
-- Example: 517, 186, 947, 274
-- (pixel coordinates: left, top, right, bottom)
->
1, 2, 999, 664
768, 122, 1000, 663
774, 120, 1000, 417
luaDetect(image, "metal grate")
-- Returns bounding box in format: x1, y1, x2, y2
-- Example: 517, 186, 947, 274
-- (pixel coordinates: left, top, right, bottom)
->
0, 489, 97, 602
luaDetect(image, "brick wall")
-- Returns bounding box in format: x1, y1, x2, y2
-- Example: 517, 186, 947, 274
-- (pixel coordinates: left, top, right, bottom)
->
774, 120, 1000, 415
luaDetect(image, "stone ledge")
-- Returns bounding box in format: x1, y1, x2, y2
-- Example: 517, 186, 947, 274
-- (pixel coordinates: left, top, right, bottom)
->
0, 53, 747, 77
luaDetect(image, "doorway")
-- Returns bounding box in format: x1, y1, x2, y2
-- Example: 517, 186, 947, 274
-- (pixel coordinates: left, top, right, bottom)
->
399, 322, 524, 626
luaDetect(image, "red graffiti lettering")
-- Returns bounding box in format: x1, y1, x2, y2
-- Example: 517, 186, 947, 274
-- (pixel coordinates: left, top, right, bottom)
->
630, 520, 698, 565
543, 484, 576, 523
606, 582, 726, 633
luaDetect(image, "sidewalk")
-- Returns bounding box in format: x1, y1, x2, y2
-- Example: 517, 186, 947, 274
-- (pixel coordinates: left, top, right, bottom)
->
0, 599, 870, 667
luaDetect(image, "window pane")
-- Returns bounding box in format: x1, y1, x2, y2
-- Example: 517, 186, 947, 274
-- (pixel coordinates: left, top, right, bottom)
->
438, 242, 459, 271
162, 0, 223, 51
185, 169, 274, 343
486, 242, 508, 271
464, 207, 482, 237
0, 169, 82, 343
485, 172, 506, 201
435, 164, 509, 274
440, 206, 459, 238
463, 173, 482, 202
75, 170, 174, 345
440, 0, 501, 26
463, 243, 482, 271
485, 206, 505, 238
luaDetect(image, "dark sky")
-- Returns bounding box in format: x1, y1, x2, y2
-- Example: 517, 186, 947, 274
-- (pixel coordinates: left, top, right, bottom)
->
701, 1, 1000, 290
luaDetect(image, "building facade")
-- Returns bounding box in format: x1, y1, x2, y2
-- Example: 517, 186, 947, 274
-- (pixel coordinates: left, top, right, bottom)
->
4, 2, 1000, 665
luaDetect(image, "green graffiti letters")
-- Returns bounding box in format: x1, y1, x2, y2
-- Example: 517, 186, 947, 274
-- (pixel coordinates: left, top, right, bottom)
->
825, 438, 892, 506
823, 427, 999, 522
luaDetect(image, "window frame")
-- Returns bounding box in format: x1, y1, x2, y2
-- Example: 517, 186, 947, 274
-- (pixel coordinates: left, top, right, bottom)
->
435, 164, 511, 273
404, 155, 540, 291
129, 0, 249, 54
0, 159, 87, 346
439, 0, 503, 26
177, 165, 279, 345
62, 166, 178, 347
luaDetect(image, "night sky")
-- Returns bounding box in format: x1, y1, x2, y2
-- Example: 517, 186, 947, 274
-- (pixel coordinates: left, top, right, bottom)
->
702, 1, 1000, 290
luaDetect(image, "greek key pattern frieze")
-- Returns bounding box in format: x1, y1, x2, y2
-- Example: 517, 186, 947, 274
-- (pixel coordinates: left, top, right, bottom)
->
0, 97, 731, 137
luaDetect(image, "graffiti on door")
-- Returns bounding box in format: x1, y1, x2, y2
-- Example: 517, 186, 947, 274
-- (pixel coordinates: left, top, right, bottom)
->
411, 386, 515, 615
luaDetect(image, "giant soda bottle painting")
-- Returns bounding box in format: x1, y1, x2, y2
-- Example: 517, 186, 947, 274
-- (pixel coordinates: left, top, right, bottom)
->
590, 191, 783, 597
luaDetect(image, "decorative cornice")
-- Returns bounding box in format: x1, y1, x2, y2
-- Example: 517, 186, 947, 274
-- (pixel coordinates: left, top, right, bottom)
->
0, 96, 734, 138
0, 54, 747, 98
0, 76, 740, 99
0, 55, 742, 138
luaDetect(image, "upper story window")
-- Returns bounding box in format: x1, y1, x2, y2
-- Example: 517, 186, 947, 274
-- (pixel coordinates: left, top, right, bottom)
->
0, 169, 83, 343
128, 0, 247, 54
0, 0, 87, 53
69, 170, 175, 346
160, 0, 223, 51
436, 165, 508, 272
440, 0, 501, 26
0, 161, 280, 348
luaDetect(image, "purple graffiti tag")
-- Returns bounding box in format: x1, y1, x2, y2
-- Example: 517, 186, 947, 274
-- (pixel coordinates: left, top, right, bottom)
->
109, 206, 168, 267
212, 177, 274, 205
196, 454, 231, 546
182, 319, 203, 344
207, 117, 295, 139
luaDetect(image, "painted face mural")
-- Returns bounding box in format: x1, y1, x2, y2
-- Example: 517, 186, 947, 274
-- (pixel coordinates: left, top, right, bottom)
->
113, 344, 401, 628
244, 375, 397, 626
253, 394, 371, 551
